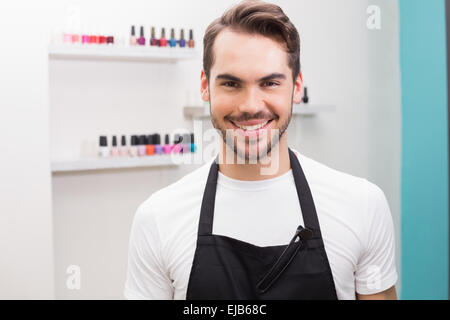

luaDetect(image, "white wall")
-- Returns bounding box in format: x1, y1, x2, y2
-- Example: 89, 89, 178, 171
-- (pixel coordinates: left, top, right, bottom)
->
0, 1, 55, 299
0, 0, 401, 299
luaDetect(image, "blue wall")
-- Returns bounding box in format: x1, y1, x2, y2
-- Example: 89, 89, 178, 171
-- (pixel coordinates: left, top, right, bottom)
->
399, 0, 449, 299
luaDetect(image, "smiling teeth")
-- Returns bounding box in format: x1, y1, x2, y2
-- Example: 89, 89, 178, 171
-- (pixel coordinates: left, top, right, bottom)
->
235, 121, 269, 131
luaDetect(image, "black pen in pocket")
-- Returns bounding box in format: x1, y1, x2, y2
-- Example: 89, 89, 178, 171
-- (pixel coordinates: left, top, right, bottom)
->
256, 225, 313, 294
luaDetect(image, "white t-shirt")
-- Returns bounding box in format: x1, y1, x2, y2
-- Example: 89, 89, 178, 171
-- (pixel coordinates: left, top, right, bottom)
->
124, 150, 398, 300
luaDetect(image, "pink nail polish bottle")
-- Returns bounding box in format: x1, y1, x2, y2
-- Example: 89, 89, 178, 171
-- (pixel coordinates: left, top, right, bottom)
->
120, 135, 128, 156
172, 134, 183, 154
71, 34, 80, 44
110, 135, 120, 157
63, 33, 72, 43
163, 134, 172, 154
82, 34, 90, 44
130, 25, 137, 46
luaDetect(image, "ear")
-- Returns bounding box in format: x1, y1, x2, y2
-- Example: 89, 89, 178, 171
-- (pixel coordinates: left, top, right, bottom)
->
200, 70, 210, 102
292, 72, 303, 104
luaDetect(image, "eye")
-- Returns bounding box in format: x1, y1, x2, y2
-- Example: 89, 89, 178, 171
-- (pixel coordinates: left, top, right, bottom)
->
261, 81, 279, 87
222, 81, 239, 88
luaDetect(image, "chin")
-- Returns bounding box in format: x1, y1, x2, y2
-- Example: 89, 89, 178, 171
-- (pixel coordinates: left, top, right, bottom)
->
230, 137, 279, 163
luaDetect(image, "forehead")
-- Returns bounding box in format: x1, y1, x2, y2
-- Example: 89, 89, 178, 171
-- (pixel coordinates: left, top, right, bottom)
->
211, 29, 290, 78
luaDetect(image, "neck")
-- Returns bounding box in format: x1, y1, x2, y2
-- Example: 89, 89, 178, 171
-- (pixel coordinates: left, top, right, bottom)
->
218, 135, 291, 181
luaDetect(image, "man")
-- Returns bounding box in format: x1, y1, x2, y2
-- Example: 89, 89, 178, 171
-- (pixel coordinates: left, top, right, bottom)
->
124, 0, 397, 300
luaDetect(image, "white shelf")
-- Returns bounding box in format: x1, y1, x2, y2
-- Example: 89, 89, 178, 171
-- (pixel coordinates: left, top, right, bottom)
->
183, 104, 335, 119
48, 44, 200, 62
292, 104, 336, 116
51, 154, 198, 173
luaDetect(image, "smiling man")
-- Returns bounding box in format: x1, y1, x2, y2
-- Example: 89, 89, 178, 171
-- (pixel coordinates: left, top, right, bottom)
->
124, 0, 398, 300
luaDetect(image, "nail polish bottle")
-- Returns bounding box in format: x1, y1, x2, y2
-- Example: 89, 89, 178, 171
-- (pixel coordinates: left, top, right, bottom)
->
71, 34, 80, 44
106, 36, 114, 45
89, 34, 98, 44
159, 28, 167, 47
150, 27, 158, 46
154, 134, 164, 155
63, 33, 72, 43
129, 135, 139, 157
146, 134, 155, 156
138, 26, 146, 46
130, 25, 137, 46
99, 35, 107, 44
169, 28, 177, 47
302, 87, 309, 104
178, 29, 186, 48
110, 135, 120, 156
172, 134, 183, 154
188, 29, 195, 48
99, 136, 109, 158
81, 34, 90, 44
163, 134, 172, 154
120, 135, 127, 156
190, 133, 196, 153
138, 135, 147, 156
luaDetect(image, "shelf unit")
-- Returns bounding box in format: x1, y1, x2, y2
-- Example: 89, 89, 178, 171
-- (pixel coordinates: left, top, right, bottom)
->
49, 43, 202, 173
51, 154, 200, 173
48, 44, 200, 62
183, 104, 336, 119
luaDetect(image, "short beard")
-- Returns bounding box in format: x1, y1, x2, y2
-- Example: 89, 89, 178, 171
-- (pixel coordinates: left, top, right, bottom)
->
210, 101, 292, 163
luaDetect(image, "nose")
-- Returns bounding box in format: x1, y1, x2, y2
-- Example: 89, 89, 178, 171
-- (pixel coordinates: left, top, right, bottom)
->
237, 86, 264, 115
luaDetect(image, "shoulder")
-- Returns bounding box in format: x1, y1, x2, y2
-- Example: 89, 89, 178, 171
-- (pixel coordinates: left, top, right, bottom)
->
293, 149, 370, 195
292, 149, 388, 225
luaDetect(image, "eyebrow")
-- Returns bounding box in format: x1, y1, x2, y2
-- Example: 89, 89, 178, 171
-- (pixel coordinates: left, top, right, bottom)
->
215, 73, 286, 83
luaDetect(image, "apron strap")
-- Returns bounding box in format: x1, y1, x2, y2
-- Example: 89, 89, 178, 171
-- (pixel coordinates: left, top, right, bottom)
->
288, 148, 323, 238
198, 157, 219, 236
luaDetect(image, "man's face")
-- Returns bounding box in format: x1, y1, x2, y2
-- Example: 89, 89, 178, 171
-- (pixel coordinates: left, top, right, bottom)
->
201, 29, 302, 161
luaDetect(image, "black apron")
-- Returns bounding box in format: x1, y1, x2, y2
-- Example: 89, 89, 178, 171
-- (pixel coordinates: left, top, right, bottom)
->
186, 148, 338, 300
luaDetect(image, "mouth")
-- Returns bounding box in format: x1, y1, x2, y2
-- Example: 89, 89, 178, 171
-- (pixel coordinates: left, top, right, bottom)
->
228, 119, 274, 136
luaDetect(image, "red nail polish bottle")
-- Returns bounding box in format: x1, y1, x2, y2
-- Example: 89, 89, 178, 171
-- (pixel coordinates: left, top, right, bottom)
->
89, 35, 98, 44
159, 28, 167, 47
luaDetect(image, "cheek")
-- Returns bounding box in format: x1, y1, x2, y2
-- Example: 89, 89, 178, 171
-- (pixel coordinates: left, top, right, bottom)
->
210, 90, 237, 116
265, 91, 293, 116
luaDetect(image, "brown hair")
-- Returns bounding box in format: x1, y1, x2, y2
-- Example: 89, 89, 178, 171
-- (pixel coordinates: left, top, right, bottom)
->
203, 0, 301, 82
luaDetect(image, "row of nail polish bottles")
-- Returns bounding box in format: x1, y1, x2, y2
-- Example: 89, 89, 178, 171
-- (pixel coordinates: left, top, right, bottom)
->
62, 33, 115, 45
99, 135, 128, 157
98, 133, 196, 158
130, 26, 195, 48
